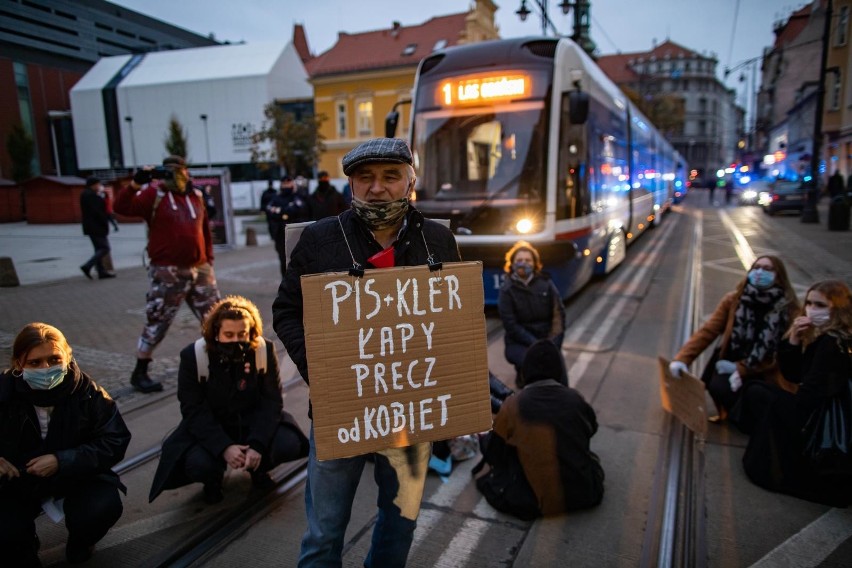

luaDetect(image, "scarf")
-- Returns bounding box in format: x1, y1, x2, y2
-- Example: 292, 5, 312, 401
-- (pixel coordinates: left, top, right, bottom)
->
727, 284, 788, 370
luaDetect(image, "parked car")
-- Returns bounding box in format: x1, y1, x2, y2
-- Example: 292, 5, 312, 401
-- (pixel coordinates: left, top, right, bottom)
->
762, 181, 807, 216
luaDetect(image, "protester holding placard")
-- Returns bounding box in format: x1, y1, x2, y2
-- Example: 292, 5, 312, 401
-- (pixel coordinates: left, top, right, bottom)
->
272, 138, 461, 567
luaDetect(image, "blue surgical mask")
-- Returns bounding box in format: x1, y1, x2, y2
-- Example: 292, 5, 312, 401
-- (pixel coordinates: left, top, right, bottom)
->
513, 261, 532, 276
747, 268, 775, 289
22, 364, 67, 390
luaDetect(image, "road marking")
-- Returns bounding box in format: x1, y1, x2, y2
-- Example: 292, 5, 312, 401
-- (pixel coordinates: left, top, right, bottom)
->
717, 210, 755, 270
749, 508, 852, 568
433, 517, 492, 567
563, 216, 678, 386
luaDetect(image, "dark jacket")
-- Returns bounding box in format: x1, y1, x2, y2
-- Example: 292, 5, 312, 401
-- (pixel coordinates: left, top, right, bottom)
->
80, 187, 110, 237
149, 339, 301, 501
307, 182, 347, 220
742, 334, 852, 506
498, 273, 565, 349
272, 207, 461, 388
493, 379, 604, 514
0, 362, 130, 498
266, 191, 310, 240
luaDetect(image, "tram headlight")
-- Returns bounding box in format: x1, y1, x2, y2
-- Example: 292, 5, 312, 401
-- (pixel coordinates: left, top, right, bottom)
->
515, 217, 534, 234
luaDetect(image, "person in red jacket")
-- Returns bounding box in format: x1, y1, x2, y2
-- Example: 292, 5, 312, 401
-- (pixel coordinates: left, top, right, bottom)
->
114, 155, 221, 393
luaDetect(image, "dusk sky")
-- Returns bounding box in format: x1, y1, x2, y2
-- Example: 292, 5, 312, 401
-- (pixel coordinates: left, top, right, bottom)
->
111, 0, 802, 119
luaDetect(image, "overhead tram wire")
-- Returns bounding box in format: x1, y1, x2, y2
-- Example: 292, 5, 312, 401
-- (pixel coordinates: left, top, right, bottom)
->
591, 14, 620, 54
725, 0, 742, 73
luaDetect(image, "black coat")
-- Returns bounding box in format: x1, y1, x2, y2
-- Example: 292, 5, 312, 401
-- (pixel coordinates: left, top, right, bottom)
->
272, 207, 461, 388
0, 362, 130, 498
149, 340, 301, 501
266, 191, 310, 240
498, 273, 565, 349
741, 334, 852, 506
80, 187, 110, 237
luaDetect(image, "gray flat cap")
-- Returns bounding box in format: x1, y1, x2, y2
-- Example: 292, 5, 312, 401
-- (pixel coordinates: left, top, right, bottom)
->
342, 138, 413, 176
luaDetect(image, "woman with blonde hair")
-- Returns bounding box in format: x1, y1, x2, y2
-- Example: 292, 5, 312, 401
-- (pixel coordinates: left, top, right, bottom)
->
498, 240, 566, 385
741, 280, 852, 506
0, 323, 130, 565
149, 295, 308, 504
669, 255, 799, 422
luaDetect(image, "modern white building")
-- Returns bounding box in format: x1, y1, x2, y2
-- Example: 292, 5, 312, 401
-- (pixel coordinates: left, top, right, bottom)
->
70, 40, 311, 172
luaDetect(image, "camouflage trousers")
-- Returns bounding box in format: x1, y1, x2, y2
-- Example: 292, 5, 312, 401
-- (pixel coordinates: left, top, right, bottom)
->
137, 263, 221, 358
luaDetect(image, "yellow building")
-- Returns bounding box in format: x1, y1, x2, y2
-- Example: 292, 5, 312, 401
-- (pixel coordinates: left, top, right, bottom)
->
306, 1, 499, 176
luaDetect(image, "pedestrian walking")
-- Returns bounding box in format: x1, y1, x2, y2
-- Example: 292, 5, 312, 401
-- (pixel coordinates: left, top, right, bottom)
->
149, 296, 308, 505
0, 323, 131, 566
669, 255, 800, 423
79, 176, 116, 280
273, 138, 461, 567
114, 155, 221, 394
739, 280, 852, 507
498, 240, 566, 386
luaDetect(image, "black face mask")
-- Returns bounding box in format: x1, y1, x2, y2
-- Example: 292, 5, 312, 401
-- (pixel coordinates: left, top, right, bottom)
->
216, 341, 250, 363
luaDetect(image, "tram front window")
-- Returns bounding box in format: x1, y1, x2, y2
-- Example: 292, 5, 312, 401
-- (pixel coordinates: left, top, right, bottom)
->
412, 102, 547, 235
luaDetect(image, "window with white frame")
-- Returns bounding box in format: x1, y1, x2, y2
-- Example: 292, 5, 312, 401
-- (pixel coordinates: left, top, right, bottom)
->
837, 6, 849, 46
832, 71, 842, 110
336, 102, 347, 138
356, 99, 373, 137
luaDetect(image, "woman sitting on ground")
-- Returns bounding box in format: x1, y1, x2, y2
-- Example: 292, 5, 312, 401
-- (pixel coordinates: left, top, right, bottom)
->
149, 295, 308, 504
498, 241, 566, 385
669, 255, 799, 422
739, 280, 852, 507
0, 323, 131, 566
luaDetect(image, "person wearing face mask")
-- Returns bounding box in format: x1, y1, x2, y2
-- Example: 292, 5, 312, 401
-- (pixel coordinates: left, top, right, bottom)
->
149, 296, 308, 505
668, 255, 800, 423
272, 138, 461, 567
739, 280, 852, 506
266, 176, 309, 278
0, 323, 131, 566
498, 240, 567, 386
114, 155, 221, 394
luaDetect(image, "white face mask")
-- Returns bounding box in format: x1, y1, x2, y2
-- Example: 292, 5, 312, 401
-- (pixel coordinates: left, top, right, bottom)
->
806, 307, 831, 327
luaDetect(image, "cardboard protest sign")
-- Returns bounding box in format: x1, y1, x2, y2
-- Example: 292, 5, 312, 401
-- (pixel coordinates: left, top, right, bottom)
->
302, 261, 492, 460
658, 357, 707, 437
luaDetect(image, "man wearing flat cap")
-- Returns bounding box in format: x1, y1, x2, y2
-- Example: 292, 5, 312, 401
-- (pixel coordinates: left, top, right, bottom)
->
115, 155, 220, 394
273, 138, 461, 567
79, 176, 116, 280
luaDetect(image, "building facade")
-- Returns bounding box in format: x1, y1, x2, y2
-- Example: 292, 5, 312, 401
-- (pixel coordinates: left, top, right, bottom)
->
0, 0, 217, 180
823, 0, 852, 180
307, 0, 500, 176
598, 40, 742, 181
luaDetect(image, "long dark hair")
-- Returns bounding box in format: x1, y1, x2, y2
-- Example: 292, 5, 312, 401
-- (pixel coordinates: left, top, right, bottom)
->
735, 255, 798, 309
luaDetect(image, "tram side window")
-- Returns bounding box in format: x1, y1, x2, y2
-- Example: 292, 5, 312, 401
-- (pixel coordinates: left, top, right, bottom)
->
557, 93, 589, 220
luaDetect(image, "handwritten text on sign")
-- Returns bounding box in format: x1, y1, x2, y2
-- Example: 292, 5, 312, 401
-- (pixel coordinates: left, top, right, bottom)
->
302, 262, 491, 460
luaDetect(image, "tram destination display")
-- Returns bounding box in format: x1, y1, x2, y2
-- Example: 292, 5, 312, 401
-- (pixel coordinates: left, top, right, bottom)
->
302, 262, 492, 460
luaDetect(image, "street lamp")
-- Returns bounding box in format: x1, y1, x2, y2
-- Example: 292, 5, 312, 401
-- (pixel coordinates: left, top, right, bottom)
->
516, 0, 595, 54
200, 114, 211, 170
124, 116, 137, 171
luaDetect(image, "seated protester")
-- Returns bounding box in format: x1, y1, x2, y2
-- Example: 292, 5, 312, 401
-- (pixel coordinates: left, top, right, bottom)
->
476, 340, 604, 518
0, 323, 131, 566
149, 296, 308, 505
498, 241, 566, 386
739, 280, 852, 507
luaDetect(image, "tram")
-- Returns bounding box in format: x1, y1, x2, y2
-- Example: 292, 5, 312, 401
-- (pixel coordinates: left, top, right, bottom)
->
390, 37, 686, 304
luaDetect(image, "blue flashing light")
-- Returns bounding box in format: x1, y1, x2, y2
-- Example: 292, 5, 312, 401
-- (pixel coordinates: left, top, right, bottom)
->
804, 175, 813, 182
675, 180, 682, 188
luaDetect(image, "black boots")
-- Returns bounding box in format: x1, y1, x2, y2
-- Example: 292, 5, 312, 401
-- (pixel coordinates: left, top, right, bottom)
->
130, 358, 163, 393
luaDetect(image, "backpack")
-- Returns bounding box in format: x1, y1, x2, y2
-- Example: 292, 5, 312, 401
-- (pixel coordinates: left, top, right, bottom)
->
193, 337, 267, 382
